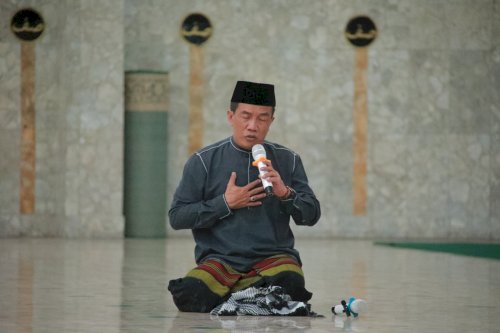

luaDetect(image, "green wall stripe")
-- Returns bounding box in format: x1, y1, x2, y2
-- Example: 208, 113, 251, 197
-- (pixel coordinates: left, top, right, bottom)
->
375, 242, 500, 260
124, 111, 168, 238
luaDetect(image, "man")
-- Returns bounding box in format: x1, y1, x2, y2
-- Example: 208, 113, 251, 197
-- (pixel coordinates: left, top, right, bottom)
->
168, 81, 321, 313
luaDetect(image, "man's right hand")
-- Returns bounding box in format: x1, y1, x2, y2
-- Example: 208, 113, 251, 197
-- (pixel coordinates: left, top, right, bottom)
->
224, 172, 267, 209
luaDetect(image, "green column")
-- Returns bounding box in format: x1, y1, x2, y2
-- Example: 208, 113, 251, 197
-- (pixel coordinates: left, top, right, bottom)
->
124, 71, 169, 238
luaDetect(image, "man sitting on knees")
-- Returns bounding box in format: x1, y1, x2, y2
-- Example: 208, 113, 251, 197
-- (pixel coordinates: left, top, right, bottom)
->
167, 81, 321, 312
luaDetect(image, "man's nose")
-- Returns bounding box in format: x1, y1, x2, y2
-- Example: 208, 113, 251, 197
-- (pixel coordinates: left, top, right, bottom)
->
247, 119, 258, 130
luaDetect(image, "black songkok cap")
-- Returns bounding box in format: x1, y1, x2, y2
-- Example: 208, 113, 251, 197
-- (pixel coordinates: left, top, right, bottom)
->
231, 81, 276, 107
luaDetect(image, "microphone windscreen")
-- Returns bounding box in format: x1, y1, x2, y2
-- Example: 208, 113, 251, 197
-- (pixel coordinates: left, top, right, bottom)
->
252, 144, 266, 160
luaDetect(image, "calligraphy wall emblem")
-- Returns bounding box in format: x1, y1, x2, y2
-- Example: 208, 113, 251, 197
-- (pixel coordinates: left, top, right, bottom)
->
11, 8, 45, 42
181, 13, 212, 45
345, 16, 377, 48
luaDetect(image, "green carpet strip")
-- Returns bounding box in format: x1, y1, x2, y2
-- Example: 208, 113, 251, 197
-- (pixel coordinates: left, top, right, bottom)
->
375, 242, 500, 260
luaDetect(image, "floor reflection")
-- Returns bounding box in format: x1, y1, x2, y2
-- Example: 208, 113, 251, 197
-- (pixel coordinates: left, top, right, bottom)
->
17, 257, 34, 333
165, 312, 315, 332
332, 316, 362, 332
120, 239, 168, 332
0, 238, 499, 333
210, 315, 313, 332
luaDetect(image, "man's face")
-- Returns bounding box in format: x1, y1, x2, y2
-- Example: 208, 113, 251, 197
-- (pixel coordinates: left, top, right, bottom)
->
227, 103, 274, 150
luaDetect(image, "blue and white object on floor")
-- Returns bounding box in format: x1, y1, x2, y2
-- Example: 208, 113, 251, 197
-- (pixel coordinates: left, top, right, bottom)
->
332, 297, 368, 317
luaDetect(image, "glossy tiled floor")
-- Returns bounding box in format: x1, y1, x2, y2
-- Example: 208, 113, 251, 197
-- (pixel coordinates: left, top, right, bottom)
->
1, 238, 499, 332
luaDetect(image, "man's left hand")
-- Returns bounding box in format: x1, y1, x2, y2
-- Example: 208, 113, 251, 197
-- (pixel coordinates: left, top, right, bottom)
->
258, 160, 289, 198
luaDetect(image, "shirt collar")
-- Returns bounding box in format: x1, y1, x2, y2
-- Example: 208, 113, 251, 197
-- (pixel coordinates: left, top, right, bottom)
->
229, 137, 252, 155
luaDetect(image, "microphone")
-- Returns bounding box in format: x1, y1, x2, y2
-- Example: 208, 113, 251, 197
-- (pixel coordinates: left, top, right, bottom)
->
251, 144, 273, 196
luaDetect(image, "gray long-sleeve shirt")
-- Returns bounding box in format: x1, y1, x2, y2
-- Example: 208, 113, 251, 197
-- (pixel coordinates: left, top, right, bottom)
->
169, 137, 321, 272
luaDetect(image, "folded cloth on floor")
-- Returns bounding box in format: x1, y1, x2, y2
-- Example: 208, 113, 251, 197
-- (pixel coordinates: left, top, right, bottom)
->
210, 286, 311, 316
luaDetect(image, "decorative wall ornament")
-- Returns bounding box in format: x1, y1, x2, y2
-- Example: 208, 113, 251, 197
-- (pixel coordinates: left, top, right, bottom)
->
180, 13, 213, 155
345, 16, 377, 48
181, 13, 212, 46
125, 72, 169, 112
346, 16, 377, 216
10, 8, 45, 42
11, 8, 45, 214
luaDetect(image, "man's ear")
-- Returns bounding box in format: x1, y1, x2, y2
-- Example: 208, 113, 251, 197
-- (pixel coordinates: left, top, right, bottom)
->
227, 110, 234, 124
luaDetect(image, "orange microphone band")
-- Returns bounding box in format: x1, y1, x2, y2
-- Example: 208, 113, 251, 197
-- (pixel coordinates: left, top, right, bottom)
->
252, 157, 270, 167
